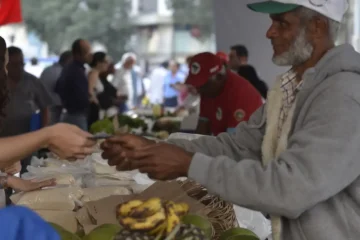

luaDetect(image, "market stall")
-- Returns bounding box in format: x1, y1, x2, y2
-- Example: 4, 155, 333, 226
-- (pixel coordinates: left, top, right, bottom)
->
9, 115, 270, 240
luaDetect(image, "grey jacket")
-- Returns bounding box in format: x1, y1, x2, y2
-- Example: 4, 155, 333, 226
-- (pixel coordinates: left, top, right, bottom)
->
168, 44, 360, 240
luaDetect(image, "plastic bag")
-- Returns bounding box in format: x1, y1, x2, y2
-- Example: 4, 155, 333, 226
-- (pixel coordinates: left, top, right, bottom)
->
24, 156, 92, 188
82, 174, 134, 188
11, 187, 84, 211
233, 205, 271, 240
80, 186, 132, 203
88, 153, 117, 175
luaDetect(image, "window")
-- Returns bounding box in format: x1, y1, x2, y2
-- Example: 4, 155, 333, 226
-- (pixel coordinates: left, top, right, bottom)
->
138, 0, 158, 14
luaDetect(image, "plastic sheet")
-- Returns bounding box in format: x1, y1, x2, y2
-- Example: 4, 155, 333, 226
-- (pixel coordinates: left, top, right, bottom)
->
82, 174, 134, 188
11, 187, 84, 211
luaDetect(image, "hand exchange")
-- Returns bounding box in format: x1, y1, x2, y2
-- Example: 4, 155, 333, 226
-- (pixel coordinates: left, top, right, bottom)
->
101, 135, 194, 180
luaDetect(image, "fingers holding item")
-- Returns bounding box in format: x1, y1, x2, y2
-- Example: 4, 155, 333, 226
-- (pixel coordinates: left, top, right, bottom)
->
124, 148, 153, 160
116, 159, 133, 171
106, 135, 129, 145
33, 178, 56, 189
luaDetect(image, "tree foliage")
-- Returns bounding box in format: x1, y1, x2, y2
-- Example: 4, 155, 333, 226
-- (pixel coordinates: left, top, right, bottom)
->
22, 0, 132, 60
169, 0, 214, 38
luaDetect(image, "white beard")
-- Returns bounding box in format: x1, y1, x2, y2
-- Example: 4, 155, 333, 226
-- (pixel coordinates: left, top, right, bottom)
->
272, 28, 314, 66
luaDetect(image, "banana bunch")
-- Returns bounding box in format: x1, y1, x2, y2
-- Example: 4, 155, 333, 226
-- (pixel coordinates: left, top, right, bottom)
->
116, 198, 190, 238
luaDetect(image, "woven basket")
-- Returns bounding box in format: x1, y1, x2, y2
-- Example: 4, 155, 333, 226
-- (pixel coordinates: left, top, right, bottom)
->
179, 180, 238, 239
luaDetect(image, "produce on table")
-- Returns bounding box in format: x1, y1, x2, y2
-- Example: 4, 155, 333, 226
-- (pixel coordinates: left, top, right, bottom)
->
82, 224, 122, 240
115, 198, 209, 240
219, 228, 259, 240
117, 115, 147, 130
181, 214, 213, 238
90, 118, 114, 134
49, 222, 81, 240
154, 131, 169, 140
90, 115, 147, 134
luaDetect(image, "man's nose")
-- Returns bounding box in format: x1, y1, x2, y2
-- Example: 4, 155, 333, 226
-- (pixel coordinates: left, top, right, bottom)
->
266, 24, 278, 39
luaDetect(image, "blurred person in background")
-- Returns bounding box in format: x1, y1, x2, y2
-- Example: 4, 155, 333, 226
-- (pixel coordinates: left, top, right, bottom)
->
229, 45, 268, 99
113, 52, 145, 111
147, 61, 168, 105
87, 52, 109, 127
216, 51, 229, 66
56, 39, 93, 130
179, 55, 192, 75
25, 57, 43, 78
97, 63, 121, 117
40, 51, 72, 125
2, 46, 52, 175
187, 52, 263, 136
163, 60, 185, 107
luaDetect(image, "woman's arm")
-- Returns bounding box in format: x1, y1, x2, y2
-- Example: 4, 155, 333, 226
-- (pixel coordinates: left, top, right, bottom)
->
88, 71, 99, 104
0, 124, 95, 169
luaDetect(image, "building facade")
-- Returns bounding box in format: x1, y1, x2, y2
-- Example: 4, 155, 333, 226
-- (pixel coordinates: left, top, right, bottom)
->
129, 0, 216, 71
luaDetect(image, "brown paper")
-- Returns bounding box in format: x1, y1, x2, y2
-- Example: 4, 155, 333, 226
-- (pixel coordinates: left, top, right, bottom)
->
85, 195, 134, 225
83, 181, 207, 226
34, 210, 78, 233
76, 207, 101, 234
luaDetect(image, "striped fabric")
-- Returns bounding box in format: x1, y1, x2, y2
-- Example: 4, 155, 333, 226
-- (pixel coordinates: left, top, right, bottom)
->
278, 70, 303, 137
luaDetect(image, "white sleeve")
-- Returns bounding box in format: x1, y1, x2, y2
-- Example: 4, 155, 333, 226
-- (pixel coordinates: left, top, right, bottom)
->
114, 70, 129, 96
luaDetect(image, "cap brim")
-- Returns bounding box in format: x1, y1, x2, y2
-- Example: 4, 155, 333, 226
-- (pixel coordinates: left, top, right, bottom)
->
247, 1, 299, 14
185, 76, 204, 88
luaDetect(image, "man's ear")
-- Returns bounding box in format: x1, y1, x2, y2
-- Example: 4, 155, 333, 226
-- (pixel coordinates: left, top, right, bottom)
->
309, 16, 328, 41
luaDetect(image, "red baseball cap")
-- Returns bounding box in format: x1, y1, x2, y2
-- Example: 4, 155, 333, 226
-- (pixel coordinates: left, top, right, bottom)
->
185, 52, 223, 88
216, 51, 229, 63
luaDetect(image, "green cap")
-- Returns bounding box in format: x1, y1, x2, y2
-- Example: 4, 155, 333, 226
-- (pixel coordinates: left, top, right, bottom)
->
247, 1, 299, 14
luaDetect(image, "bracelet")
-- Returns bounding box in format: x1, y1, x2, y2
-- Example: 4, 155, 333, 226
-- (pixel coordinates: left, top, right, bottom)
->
0, 175, 9, 189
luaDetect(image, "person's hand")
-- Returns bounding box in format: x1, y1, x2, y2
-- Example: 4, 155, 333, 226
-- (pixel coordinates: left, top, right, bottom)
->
120, 143, 194, 180
45, 123, 96, 160
7, 176, 56, 192
2, 162, 21, 175
101, 134, 156, 170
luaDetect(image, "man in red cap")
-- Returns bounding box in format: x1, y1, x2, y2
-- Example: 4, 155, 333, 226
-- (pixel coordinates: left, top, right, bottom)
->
186, 52, 263, 135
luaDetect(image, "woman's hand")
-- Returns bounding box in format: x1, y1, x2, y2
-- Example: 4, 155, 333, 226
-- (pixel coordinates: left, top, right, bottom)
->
2, 162, 21, 175
7, 176, 56, 192
44, 123, 96, 160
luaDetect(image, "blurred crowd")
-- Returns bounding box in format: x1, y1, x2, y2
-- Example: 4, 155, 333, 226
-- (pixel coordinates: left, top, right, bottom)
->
2, 38, 271, 176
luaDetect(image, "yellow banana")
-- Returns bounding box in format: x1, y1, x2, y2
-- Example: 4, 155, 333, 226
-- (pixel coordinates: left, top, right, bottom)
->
117, 200, 144, 217
128, 198, 163, 218
173, 203, 189, 217
164, 201, 181, 235
119, 208, 166, 231
149, 220, 167, 236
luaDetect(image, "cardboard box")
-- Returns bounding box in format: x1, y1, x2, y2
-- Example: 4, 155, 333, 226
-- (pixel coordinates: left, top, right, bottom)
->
83, 181, 207, 227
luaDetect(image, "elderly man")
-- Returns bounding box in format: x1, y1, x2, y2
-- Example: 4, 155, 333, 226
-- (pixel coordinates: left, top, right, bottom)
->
101, 1, 357, 239
113, 53, 145, 111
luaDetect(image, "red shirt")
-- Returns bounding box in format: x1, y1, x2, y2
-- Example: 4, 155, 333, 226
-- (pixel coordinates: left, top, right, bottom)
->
199, 71, 263, 136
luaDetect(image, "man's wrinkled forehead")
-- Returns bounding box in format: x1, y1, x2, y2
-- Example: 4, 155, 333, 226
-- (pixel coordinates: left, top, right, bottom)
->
270, 8, 301, 23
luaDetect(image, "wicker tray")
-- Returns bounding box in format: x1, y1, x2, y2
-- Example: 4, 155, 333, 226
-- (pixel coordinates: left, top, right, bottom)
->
179, 180, 238, 239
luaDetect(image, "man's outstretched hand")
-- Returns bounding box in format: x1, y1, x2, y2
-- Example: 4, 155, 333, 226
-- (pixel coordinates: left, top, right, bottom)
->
123, 143, 194, 180
101, 134, 194, 180
100, 134, 156, 170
